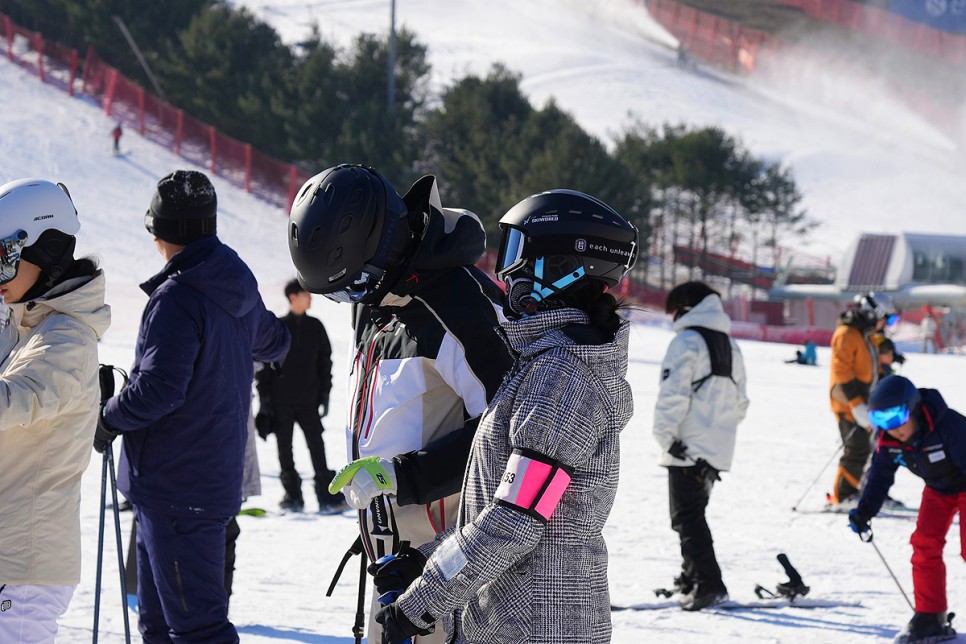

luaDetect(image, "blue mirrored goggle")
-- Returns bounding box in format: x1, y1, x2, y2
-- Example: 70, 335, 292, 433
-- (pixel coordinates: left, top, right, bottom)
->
322, 271, 376, 304
886, 314, 899, 326
0, 229, 28, 286
496, 227, 527, 279
868, 403, 910, 431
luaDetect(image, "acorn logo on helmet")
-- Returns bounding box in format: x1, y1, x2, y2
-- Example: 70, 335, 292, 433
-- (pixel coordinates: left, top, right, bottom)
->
0, 178, 80, 285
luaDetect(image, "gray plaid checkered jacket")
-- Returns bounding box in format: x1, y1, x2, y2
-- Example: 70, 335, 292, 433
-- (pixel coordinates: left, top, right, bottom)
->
397, 308, 633, 643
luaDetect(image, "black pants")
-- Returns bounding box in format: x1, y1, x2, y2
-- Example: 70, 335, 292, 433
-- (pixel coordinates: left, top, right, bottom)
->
669, 465, 724, 591
274, 404, 331, 498
834, 415, 871, 502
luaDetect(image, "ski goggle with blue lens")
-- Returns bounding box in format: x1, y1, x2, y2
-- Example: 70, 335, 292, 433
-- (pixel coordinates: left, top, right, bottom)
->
496, 227, 527, 279
868, 404, 911, 431
886, 314, 899, 326
0, 229, 28, 285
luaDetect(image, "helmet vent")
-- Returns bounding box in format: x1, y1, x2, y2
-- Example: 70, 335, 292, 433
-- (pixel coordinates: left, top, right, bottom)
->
289, 222, 299, 247
338, 215, 352, 234
308, 226, 323, 249
322, 182, 336, 206
296, 181, 314, 205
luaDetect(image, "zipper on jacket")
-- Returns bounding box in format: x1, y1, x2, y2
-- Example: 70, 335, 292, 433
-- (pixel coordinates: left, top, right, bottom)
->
351, 320, 392, 460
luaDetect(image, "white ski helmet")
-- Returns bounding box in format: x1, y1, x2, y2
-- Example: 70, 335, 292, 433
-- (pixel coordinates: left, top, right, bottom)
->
0, 178, 80, 284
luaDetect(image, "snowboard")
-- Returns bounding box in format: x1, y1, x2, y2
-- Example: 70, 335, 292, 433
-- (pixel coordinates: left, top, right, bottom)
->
612, 597, 862, 611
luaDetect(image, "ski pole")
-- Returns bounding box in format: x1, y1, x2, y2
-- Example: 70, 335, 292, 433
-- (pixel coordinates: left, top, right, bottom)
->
93, 447, 108, 643
107, 443, 133, 643
861, 529, 914, 611
791, 424, 859, 511
93, 364, 132, 643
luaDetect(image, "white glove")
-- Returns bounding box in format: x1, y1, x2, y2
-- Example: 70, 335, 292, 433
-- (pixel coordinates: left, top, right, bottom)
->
851, 403, 873, 430
328, 456, 398, 510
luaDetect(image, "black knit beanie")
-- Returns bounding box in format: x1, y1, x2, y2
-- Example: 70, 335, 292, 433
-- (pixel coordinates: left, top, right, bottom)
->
144, 170, 217, 245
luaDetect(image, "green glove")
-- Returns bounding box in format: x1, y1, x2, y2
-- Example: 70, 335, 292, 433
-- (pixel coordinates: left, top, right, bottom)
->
329, 456, 398, 509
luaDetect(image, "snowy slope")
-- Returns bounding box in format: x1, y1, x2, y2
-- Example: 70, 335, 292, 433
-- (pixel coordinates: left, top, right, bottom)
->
1, 30, 966, 644
232, 0, 966, 264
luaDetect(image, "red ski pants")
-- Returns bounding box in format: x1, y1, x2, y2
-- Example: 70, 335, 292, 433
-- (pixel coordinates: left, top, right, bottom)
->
911, 486, 966, 613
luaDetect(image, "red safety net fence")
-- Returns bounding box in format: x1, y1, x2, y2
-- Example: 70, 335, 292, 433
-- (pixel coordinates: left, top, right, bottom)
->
2, 12, 308, 211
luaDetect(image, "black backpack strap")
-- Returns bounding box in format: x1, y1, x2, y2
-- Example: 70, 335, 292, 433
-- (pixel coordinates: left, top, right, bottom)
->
686, 326, 735, 391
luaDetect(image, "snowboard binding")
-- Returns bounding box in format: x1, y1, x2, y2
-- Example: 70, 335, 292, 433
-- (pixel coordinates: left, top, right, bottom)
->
754, 553, 810, 601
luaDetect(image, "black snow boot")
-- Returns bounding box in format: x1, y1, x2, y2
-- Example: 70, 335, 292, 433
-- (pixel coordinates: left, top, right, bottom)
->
893, 612, 956, 644
279, 471, 304, 512
315, 471, 348, 514
680, 582, 729, 611
673, 573, 694, 596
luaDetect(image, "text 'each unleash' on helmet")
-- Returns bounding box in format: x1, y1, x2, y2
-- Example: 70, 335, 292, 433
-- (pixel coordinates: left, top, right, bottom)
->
287, 165, 409, 302
0, 179, 80, 284
495, 189, 638, 300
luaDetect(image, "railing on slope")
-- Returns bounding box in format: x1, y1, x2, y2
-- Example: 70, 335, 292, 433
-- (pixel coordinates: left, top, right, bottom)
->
1, 12, 308, 211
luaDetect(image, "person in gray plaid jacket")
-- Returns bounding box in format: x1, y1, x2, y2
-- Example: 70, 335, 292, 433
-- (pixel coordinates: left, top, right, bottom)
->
370, 190, 639, 643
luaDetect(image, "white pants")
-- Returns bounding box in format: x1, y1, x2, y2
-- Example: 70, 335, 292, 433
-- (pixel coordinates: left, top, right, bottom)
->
0, 585, 74, 643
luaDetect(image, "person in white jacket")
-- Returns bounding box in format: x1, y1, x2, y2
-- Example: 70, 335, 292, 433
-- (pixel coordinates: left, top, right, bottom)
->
653, 281, 749, 611
0, 179, 111, 642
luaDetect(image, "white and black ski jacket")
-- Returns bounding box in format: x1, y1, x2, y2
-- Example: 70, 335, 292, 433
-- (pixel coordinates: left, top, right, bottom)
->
397, 308, 633, 643
348, 202, 512, 564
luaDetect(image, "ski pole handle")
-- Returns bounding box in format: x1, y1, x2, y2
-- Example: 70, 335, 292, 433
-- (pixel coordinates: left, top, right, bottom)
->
374, 554, 413, 644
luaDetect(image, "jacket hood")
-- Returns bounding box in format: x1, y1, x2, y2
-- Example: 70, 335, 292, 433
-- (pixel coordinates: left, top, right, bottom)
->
11, 270, 111, 340
672, 293, 731, 334
141, 236, 259, 318
918, 388, 948, 430
504, 307, 630, 381
395, 176, 485, 288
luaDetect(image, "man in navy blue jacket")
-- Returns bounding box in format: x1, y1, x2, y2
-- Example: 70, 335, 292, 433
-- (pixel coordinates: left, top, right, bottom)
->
96, 170, 290, 643
848, 375, 965, 644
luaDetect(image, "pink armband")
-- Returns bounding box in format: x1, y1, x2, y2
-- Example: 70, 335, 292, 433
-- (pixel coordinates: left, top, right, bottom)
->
494, 448, 573, 522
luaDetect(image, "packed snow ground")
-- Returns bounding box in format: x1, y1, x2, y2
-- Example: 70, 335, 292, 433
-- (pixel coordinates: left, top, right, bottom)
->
1, 15, 965, 644
232, 0, 966, 264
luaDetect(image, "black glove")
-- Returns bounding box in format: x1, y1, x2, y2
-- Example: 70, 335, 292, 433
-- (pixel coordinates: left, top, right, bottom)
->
375, 602, 433, 644
668, 439, 689, 461
255, 401, 274, 440
894, 352, 906, 365
848, 508, 871, 536
368, 545, 428, 597
694, 458, 721, 483
93, 411, 120, 454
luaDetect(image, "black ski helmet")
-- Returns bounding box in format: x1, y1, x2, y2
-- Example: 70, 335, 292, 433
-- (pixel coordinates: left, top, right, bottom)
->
288, 165, 410, 304
868, 375, 921, 431
853, 291, 896, 327
495, 189, 638, 316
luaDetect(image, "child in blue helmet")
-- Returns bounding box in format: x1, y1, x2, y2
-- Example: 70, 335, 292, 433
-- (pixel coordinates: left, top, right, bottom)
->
848, 375, 966, 644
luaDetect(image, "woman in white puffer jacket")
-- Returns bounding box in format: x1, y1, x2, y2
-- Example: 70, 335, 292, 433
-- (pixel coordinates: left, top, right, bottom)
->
0, 179, 110, 642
